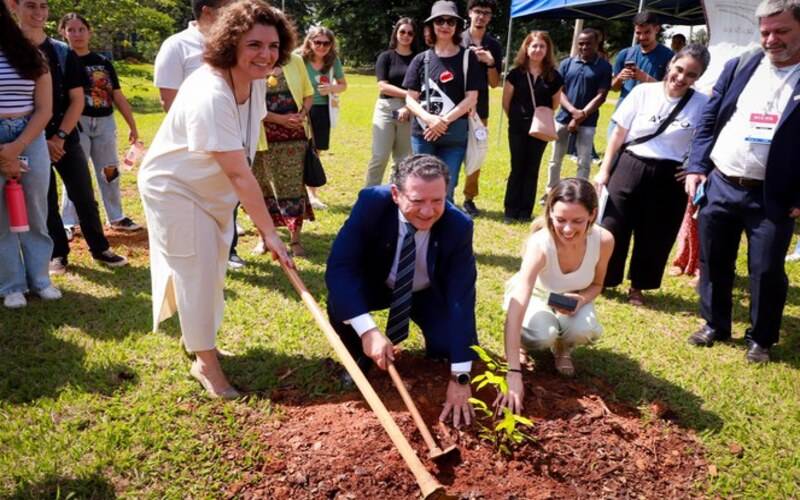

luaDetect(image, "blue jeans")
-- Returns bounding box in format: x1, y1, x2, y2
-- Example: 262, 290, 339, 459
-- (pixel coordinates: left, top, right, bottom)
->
411, 119, 468, 201
62, 115, 125, 225
0, 116, 53, 296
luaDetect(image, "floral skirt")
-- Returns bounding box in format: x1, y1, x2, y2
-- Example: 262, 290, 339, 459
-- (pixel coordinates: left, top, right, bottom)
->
252, 139, 314, 233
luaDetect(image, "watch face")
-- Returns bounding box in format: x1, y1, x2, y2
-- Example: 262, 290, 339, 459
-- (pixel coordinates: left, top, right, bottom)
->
456, 373, 470, 385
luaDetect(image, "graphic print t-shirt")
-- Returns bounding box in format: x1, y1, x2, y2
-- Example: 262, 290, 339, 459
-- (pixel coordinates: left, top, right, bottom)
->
79, 52, 121, 117
403, 47, 485, 137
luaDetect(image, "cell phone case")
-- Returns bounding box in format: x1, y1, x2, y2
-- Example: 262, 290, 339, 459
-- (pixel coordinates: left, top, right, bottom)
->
547, 292, 578, 312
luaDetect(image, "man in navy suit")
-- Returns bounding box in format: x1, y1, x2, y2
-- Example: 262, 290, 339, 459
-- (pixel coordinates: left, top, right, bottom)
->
326, 154, 478, 426
685, 0, 800, 362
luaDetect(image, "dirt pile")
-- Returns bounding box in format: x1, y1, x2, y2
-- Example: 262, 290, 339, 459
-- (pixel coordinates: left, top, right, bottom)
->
226, 354, 707, 499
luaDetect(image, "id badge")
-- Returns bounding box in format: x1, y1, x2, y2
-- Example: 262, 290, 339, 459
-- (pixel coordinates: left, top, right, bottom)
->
745, 113, 778, 144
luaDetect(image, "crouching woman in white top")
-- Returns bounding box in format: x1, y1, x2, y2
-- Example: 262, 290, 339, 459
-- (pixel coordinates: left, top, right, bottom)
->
138, 0, 293, 400
498, 178, 614, 412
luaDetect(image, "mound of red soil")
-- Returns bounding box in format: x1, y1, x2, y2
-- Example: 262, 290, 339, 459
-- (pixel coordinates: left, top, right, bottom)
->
226, 354, 707, 499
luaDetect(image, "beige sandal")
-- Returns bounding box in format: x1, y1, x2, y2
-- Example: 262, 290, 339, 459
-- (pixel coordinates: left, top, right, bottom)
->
290, 241, 306, 257
189, 363, 241, 400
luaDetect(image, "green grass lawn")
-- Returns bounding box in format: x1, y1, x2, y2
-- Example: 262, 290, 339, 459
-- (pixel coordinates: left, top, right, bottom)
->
1, 64, 799, 498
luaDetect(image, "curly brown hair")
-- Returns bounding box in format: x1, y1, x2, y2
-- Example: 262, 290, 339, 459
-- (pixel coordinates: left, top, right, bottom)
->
513, 31, 558, 83
1, 0, 47, 80
204, 0, 297, 70
300, 26, 338, 73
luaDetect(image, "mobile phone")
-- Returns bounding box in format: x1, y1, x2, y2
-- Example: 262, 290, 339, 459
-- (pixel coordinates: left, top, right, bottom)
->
547, 292, 579, 312
624, 60, 637, 70
391, 110, 399, 120
692, 181, 706, 205
17, 156, 29, 172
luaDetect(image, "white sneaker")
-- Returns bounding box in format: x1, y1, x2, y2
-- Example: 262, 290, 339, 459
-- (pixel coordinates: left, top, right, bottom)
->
251, 240, 266, 255
64, 226, 74, 242
786, 252, 800, 262
236, 222, 246, 236
3, 292, 27, 309
310, 198, 327, 210
37, 286, 62, 301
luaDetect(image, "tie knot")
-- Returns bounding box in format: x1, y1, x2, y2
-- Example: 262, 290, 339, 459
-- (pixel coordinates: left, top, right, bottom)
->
405, 222, 417, 235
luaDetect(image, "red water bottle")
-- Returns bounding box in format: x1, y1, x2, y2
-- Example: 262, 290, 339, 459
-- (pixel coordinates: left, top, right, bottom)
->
5, 177, 29, 233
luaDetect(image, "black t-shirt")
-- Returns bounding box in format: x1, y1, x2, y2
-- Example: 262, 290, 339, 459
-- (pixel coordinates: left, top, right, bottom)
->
461, 32, 503, 120
39, 38, 89, 138
506, 67, 564, 134
79, 52, 121, 117
403, 47, 486, 137
375, 49, 415, 99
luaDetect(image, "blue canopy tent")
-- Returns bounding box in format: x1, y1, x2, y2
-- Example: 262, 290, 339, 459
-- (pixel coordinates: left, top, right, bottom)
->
510, 0, 707, 25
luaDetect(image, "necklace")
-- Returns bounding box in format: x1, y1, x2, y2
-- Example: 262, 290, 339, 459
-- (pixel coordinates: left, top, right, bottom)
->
228, 69, 253, 166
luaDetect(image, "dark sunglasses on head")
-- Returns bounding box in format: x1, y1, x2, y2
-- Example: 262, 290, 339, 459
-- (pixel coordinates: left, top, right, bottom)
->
312, 39, 331, 47
433, 17, 458, 27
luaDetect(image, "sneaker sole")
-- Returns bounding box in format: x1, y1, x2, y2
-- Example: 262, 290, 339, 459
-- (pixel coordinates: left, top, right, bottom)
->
96, 259, 129, 268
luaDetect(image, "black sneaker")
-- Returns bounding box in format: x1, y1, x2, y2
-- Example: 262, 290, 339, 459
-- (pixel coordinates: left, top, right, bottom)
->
463, 200, 480, 217
93, 249, 129, 268
228, 253, 246, 270
110, 217, 142, 232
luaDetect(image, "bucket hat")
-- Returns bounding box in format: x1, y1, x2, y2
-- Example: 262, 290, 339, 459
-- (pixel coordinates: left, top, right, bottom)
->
425, 1, 463, 24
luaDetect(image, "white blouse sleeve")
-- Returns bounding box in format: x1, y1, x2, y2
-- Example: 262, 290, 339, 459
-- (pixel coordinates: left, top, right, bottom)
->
185, 83, 244, 154
610, 84, 643, 131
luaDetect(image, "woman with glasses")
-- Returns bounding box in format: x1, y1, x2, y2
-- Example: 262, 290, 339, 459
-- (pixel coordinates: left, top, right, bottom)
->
364, 18, 417, 187
300, 26, 347, 209
403, 1, 484, 202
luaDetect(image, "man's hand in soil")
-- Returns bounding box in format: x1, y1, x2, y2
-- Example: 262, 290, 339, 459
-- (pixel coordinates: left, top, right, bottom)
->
361, 329, 395, 370
439, 380, 474, 428
494, 372, 524, 414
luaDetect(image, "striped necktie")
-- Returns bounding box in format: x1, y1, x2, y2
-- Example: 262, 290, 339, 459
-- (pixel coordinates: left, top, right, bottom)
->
386, 222, 416, 344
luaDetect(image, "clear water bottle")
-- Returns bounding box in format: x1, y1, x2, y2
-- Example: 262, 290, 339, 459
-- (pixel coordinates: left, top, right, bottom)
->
122, 140, 145, 171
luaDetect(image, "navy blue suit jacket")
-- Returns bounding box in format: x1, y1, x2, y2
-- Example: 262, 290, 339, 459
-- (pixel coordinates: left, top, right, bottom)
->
325, 186, 477, 363
687, 52, 800, 220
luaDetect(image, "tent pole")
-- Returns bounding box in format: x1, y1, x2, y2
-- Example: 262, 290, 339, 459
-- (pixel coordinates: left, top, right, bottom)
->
570, 19, 584, 57
498, 14, 514, 146
632, 0, 646, 44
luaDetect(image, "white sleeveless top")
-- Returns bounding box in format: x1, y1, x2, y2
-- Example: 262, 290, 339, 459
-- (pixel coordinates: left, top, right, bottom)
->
531, 225, 602, 296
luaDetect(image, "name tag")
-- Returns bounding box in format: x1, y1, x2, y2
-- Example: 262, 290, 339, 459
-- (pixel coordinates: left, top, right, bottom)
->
745, 112, 779, 144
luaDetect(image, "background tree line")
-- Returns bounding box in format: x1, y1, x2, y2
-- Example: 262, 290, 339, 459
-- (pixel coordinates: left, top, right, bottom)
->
45, 0, 664, 67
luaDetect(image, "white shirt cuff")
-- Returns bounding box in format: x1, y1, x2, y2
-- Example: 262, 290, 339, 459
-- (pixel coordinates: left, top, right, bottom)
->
451, 361, 472, 373
345, 313, 377, 337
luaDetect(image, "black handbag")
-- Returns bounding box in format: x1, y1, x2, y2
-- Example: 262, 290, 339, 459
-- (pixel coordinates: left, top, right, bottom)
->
303, 136, 326, 188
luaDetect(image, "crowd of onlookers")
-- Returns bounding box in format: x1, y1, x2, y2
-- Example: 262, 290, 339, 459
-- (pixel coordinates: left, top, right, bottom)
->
2, 0, 799, 403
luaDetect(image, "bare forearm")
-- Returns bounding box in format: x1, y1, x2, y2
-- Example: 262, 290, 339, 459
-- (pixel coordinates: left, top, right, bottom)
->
57, 92, 84, 137
582, 91, 608, 116
444, 93, 477, 122
487, 67, 500, 88
377, 81, 407, 99
113, 92, 137, 133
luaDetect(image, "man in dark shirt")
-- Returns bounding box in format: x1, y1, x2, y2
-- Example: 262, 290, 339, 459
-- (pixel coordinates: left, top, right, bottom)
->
546, 29, 611, 192
459, 0, 502, 217
12, 0, 127, 273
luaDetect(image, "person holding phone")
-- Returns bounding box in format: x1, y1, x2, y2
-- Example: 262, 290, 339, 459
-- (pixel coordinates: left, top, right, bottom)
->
500, 178, 614, 402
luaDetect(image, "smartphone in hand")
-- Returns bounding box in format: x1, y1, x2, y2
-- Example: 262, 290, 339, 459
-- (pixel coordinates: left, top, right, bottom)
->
547, 292, 579, 312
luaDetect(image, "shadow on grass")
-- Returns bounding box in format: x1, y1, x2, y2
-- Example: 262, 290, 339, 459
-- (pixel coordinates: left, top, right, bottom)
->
574, 347, 724, 432
226, 258, 328, 300
9, 473, 116, 499
603, 287, 701, 316
476, 251, 520, 273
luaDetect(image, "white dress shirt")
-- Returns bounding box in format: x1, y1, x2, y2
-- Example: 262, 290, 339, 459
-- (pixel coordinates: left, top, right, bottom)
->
346, 210, 471, 373
710, 59, 800, 180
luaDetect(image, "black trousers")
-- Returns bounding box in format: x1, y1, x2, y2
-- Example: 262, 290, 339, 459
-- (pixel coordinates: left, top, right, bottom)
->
601, 151, 686, 289
697, 170, 794, 347
505, 131, 547, 220
46, 135, 109, 260
229, 204, 239, 257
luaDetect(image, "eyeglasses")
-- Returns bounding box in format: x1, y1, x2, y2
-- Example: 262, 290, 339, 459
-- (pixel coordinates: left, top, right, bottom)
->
433, 17, 458, 27
312, 39, 331, 47
398, 29, 414, 36
471, 9, 492, 17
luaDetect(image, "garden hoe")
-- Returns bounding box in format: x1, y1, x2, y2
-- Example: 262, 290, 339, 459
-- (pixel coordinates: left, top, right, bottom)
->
278, 261, 455, 500
387, 362, 459, 462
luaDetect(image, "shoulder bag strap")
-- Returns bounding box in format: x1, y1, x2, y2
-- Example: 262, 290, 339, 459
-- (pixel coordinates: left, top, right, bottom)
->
423, 50, 431, 114
625, 87, 695, 149
526, 71, 537, 109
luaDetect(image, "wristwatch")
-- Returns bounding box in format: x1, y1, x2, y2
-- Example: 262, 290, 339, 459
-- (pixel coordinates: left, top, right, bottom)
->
55, 129, 68, 140
451, 372, 471, 385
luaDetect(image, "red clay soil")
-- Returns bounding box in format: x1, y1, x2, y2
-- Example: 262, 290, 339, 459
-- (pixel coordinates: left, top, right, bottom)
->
226, 353, 707, 499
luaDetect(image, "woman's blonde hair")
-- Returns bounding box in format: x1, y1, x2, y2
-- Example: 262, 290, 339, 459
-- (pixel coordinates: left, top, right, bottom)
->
301, 25, 338, 72
513, 30, 558, 82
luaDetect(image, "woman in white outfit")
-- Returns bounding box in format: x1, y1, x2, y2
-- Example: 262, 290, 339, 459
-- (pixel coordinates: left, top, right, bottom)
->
138, 0, 293, 399
498, 178, 614, 413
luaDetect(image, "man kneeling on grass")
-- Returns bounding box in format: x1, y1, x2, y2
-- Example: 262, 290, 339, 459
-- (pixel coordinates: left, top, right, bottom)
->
325, 154, 478, 427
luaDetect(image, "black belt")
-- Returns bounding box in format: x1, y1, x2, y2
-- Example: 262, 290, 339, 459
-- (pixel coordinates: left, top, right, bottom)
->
623, 149, 682, 167
717, 171, 763, 189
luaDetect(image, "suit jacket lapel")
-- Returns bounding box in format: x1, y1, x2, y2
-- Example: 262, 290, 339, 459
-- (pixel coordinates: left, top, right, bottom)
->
777, 77, 800, 131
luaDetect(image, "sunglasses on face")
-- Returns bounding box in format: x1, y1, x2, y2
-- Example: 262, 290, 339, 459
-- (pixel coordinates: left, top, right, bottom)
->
398, 29, 414, 36
433, 17, 457, 27
312, 39, 331, 47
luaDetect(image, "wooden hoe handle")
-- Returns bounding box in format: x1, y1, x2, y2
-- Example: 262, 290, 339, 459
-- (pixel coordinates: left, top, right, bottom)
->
387, 363, 440, 452
278, 262, 445, 499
